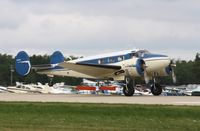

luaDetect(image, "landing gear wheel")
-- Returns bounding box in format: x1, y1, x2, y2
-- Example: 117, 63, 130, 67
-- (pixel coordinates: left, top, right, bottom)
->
123, 78, 135, 96
48, 77, 54, 86
151, 83, 162, 96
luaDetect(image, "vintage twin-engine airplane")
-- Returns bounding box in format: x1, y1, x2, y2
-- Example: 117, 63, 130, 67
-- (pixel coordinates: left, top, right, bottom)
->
15, 49, 176, 96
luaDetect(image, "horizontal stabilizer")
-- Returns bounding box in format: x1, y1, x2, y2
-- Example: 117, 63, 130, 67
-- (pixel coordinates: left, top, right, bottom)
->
32, 64, 53, 70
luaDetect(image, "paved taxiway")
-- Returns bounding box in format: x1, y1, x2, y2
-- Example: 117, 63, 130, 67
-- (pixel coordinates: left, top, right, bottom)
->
0, 93, 200, 105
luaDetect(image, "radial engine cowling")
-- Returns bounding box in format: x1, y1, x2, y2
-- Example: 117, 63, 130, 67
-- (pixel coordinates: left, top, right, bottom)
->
123, 58, 145, 77
144, 58, 171, 77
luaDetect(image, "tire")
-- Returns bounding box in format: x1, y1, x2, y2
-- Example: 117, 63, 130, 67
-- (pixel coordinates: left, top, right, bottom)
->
151, 83, 162, 96
123, 78, 135, 96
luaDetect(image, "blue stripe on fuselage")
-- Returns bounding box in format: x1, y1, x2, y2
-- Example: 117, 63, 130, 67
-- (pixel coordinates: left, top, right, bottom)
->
77, 53, 168, 65
77, 53, 134, 65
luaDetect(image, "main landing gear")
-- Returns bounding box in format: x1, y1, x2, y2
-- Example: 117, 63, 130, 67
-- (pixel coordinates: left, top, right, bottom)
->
122, 77, 163, 96
149, 78, 162, 96
123, 77, 135, 96
150, 83, 162, 96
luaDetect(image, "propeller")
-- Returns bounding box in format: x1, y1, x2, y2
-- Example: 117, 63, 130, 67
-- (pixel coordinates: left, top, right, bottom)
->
170, 60, 177, 84
143, 64, 150, 84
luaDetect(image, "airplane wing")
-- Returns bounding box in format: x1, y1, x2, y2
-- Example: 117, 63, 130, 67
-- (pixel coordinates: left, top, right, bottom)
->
59, 62, 122, 78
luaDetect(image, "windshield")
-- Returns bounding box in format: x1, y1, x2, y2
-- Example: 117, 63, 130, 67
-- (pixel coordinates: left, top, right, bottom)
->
135, 50, 150, 58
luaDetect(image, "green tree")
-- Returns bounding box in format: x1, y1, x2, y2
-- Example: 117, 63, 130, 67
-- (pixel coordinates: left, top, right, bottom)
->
175, 60, 196, 84
0, 54, 13, 86
193, 53, 200, 83
195, 53, 200, 62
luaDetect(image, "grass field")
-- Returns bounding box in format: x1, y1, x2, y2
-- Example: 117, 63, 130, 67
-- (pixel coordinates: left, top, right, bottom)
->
0, 102, 199, 131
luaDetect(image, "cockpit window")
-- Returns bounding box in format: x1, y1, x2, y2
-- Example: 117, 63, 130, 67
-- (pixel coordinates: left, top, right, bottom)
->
135, 50, 150, 58
129, 53, 136, 58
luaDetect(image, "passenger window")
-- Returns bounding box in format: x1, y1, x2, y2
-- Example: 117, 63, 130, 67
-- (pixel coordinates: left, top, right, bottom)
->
98, 59, 101, 64
109, 57, 115, 63
98, 59, 105, 64
118, 56, 124, 62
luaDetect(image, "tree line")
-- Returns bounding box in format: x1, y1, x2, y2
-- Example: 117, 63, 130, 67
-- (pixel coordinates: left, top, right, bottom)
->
0, 53, 199, 86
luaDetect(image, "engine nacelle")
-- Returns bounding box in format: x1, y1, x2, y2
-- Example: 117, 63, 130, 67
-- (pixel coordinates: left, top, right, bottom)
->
121, 58, 145, 77
145, 58, 171, 76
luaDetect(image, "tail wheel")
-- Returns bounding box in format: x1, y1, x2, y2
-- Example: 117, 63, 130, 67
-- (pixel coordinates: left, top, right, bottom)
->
151, 83, 162, 96
123, 78, 135, 96
48, 77, 54, 86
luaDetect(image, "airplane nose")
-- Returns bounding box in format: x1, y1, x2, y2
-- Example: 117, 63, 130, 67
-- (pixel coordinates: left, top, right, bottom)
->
142, 53, 171, 75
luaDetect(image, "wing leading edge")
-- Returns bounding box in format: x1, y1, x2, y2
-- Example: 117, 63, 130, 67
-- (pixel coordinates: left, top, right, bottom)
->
59, 62, 122, 78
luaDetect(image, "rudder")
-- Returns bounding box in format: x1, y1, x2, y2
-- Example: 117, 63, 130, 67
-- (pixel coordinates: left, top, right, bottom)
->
50, 51, 64, 64
15, 51, 31, 76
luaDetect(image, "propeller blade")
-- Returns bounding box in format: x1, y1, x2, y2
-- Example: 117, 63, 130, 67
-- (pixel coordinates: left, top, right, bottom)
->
170, 60, 176, 84
172, 68, 177, 84
143, 64, 150, 84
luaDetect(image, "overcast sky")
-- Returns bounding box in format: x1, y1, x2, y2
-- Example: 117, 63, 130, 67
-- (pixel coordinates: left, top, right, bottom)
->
0, 0, 199, 60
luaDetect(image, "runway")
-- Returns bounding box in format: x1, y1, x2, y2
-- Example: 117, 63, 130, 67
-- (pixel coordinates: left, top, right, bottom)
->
0, 93, 200, 105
